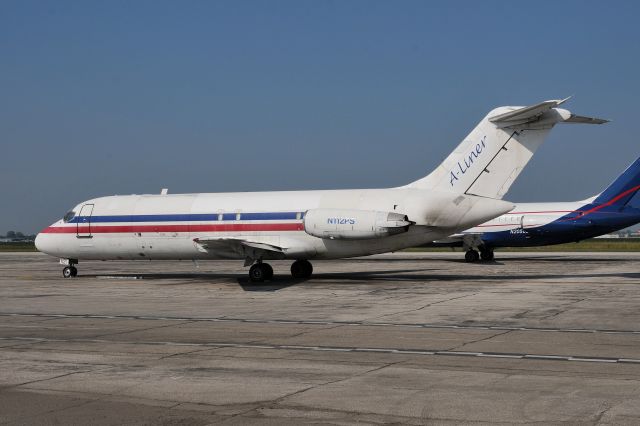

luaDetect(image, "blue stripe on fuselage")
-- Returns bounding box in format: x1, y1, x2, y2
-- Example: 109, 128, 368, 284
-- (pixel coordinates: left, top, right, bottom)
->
481, 204, 640, 248
68, 212, 300, 223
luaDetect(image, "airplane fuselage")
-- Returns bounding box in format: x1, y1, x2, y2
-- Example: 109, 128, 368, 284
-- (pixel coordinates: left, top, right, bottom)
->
35, 188, 513, 261
465, 201, 640, 248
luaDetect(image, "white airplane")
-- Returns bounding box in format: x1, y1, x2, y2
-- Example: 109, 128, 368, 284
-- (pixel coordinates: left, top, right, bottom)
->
35, 99, 605, 281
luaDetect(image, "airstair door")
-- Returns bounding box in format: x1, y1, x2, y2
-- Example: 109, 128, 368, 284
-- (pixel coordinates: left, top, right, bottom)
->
77, 204, 94, 238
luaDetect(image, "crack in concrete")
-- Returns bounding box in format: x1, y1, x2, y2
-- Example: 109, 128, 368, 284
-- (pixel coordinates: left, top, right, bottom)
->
4, 368, 97, 390
540, 298, 587, 320
219, 360, 404, 425
368, 292, 478, 321
448, 329, 512, 351
592, 402, 614, 425
89, 320, 194, 339
281, 323, 347, 340
158, 346, 221, 360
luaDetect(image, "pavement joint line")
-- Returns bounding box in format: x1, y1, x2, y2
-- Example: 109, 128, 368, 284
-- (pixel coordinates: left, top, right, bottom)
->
524, 355, 570, 360
568, 357, 618, 363
438, 351, 483, 356
314, 347, 353, 352
2, 312, 640, 335
477, 354, 524, 359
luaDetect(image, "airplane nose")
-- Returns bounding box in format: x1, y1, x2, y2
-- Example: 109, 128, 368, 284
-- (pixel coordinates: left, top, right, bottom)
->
35, 232, 54, 255
34, 233, 44, 252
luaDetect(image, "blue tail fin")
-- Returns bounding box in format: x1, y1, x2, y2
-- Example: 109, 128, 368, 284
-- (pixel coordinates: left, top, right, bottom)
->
593, 156, 640, 207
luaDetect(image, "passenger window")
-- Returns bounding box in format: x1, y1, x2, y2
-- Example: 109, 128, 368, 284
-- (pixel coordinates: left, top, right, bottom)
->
296, 212, 302, 220
63, 211, 76, 223
236, 213, 241, 221
218, 213, 223, 221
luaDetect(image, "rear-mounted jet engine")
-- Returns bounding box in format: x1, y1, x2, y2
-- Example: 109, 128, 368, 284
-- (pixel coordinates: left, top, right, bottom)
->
303, 208, 414, 240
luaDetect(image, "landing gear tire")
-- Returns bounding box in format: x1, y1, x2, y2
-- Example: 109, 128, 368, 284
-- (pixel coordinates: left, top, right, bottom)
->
249, 263, 273, 282
464, 249, 480, 263
262, 263, 274, 281
63, 266, 77, 278
480, 249, 494, 262
291, 260, 313, 279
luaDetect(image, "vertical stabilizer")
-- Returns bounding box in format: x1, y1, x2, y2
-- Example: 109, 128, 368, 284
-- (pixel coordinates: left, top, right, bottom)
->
592, 156, 640, 208
407, 99, 608, 199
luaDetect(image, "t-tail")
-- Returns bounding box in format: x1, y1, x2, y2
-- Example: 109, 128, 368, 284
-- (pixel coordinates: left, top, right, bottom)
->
591, 156, 640, 208
406, 98, 608, 198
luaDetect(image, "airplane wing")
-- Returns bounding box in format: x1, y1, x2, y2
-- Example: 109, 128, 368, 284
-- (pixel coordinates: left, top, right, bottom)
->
193, 237, 286, 265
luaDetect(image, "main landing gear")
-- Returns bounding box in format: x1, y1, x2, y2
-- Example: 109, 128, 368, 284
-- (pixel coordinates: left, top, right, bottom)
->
464, 248, 494, 263
249, 262, 274, 282
290, 259, 313, 279
480, 248, 495, 261
247, 259, 313, 282
464, 249, 480, 263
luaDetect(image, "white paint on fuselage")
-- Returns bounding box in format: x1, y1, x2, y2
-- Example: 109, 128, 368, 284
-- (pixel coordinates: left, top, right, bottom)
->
464, 200, 587, 234
36, 187, 514, 261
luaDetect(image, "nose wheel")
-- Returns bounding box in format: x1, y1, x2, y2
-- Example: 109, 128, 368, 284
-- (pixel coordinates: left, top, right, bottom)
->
62, 266, 78, 278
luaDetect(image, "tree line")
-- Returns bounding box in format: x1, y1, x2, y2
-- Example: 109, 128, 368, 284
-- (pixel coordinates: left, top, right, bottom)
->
2, 231, 37, 241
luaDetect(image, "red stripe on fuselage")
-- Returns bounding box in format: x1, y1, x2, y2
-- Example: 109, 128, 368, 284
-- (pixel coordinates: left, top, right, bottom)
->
42, 223, 304, 234
566, 184, 640, 219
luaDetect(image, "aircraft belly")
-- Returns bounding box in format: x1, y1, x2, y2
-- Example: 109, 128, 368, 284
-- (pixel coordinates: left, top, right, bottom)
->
311, 226, 447, 259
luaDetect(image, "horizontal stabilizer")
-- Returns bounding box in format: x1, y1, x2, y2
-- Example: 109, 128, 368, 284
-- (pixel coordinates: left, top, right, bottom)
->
564, 114, 610, 124
489, 98, 570, 125
489, 97, 608, 129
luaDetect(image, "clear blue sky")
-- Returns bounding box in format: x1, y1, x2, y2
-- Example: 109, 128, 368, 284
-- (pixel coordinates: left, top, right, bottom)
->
2, 1, 640, 233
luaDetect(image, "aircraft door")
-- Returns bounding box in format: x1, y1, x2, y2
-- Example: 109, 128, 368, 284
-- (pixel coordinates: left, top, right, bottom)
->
77, 204, 94, 238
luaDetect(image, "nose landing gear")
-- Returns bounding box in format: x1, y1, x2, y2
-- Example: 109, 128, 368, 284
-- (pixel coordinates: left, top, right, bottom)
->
62, 266, 78, 278
61, 259, 78, 278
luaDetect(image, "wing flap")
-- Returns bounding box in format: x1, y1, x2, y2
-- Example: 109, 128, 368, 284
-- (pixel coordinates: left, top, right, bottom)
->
193, 237, 286, 261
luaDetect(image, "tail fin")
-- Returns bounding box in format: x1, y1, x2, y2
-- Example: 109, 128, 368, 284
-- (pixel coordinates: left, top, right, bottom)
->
407, 98, 608, 199
592, 156, 640, 207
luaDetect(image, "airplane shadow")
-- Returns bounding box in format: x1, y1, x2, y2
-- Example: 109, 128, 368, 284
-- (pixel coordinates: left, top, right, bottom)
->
87, 264, 640, 291
310, 271, 640, 283
383, 256, 634, 264
84, 272, 310, 292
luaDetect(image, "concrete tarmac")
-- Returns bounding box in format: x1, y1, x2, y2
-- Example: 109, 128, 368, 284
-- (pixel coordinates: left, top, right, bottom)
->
1, 252, 640, 425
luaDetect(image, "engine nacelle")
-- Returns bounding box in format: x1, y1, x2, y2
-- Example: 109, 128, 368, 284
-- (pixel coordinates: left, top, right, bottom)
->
303, 208, 413, 240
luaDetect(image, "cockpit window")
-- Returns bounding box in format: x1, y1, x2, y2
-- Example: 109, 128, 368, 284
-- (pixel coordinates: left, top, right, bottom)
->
63, 211, 76, 223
